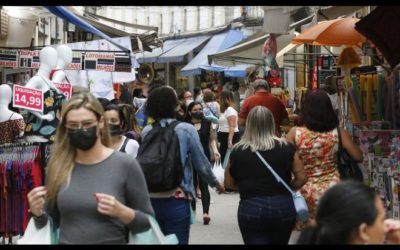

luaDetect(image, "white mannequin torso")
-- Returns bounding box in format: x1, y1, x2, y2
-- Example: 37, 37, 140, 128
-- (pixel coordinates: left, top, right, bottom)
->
51, 45, 72, 83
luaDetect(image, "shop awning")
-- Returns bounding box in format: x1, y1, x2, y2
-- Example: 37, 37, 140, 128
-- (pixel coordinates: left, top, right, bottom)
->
224, 64, 256, 78
208, 31, 296, 68
156, 35, 210, 63
136, 39, 185, 64
45, 6, 130, 52
181, 30, 245, 76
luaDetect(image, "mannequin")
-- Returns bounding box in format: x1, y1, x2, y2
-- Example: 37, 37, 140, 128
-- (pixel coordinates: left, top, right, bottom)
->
51, 45, 73, 83
24, 46, 66, 143
0, 84, 26, 144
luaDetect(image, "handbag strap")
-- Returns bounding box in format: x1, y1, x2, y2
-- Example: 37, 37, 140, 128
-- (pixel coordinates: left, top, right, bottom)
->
255, 151, 295, 195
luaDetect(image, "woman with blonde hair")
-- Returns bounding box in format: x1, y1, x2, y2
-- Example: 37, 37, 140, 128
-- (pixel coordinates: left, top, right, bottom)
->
217, 90, 240, 163
27, 92, 154, 244
225, 106, 307, 244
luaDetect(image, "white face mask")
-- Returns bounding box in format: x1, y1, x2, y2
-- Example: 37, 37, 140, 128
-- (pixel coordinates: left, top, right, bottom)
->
195, 95, 203, 103
185, 99, 194, 107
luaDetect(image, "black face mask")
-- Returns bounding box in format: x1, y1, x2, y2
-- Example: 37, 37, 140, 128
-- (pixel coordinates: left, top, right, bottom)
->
191, 111, 203, 120
68, 126, 98, 151
176, 113, 185, 121
109, 124, 123, 136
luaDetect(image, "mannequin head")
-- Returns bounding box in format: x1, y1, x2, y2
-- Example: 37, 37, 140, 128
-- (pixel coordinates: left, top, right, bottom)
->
40, 46, 58, 71
56, 45, 72, 69
0, 84, 12, 106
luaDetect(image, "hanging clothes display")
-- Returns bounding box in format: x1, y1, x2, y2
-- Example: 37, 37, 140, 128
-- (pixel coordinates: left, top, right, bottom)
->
0, 142, 49, 244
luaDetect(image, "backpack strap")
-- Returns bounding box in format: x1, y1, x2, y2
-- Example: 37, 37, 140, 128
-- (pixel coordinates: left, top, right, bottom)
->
119, 137, 130, 153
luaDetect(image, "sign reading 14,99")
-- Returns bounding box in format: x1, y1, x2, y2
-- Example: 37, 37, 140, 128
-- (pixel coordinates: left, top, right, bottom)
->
13, 85, 43, 112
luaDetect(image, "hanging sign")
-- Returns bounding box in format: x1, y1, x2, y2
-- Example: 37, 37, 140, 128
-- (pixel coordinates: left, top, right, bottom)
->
19, 50, 40, 68
65, 51, 83, 70
0, 49, 18, 68
53, 82, 73, 100
84, 52, 115, 72
12, 85, 44, 112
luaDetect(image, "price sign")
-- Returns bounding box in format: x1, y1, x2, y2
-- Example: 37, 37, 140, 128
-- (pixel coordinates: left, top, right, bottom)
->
65, 51, 83, 70
53, 82, 73, 100
13, 85, 43, 112
84, 52, 115, 72
0, 49, 18, 68
19, 50, 40, 69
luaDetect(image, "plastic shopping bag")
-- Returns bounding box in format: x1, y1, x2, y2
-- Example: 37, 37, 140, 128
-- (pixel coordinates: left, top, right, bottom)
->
212, 160, 225, 183
129, 215, 178, 245
222, 149, 231, 169
18, 216, 58, 245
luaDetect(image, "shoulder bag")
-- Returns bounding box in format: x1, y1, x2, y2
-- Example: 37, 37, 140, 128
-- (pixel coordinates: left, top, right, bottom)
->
255, 151, 309, 222
336, 127, 364, 182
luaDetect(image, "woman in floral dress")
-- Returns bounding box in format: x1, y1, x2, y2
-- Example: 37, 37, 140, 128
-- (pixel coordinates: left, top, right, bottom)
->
286, 90, 362, 232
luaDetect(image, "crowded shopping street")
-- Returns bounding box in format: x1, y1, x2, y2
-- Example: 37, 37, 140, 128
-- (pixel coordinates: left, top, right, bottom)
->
0, 5, 400, 245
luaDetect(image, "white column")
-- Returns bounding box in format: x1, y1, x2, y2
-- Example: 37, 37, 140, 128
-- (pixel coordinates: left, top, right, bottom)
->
45, 17, 51, 45
196, 7, 200, 31
170, 10, 174, 34
211, 6, 215, 28
34, 19, 39, 46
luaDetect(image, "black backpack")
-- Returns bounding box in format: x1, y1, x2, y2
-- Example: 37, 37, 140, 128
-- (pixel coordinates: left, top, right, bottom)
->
137, 120, 182, 192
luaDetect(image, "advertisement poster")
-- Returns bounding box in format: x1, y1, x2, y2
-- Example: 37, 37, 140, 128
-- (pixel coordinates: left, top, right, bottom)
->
19, 50, 40, 68
84, 52, 115, 72
0, 49, 18, 68
12, 85, 44, 112
65, 51, 83, 70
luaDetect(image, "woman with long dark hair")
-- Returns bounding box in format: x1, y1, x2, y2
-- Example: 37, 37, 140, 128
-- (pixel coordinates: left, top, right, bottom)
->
217, 91, 240, 163
298, 180, 400, 244
186, 101, 221, 225
286, 89, 362, 234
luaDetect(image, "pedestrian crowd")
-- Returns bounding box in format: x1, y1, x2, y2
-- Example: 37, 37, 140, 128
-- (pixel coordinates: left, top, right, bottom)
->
26, 79, 400, 245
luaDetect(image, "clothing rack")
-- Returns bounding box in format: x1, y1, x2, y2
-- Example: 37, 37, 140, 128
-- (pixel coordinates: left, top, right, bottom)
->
0, 141, 51, 245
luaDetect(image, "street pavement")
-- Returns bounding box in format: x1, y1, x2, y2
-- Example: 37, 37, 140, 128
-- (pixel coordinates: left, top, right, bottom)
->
189, 188, 244, 245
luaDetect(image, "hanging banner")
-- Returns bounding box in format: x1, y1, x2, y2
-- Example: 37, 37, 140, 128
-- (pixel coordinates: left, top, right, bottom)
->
53, 82, 73, 100
19, 50, 40, 68
0, 49, 18, 68
84, 52, 115, 72
12, 85, 44, 112
65, 51, 83, 70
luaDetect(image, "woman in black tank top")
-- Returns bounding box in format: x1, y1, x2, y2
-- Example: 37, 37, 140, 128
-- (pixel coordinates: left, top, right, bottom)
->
186, 101, 220, 225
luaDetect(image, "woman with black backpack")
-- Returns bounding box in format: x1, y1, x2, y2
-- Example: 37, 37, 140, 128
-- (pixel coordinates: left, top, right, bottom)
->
138, 86, 225, 245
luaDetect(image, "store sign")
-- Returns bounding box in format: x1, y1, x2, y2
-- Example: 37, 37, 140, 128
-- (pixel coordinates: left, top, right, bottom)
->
84, 52, 115, 72
0, 49, 18, 68
19, 50, 40, 69
65, 51, 83, 70
53, 82, 73, 100
12, 85, 43, 112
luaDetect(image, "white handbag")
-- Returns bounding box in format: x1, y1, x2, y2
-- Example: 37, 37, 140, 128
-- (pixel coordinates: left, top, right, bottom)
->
17, 217, 55, 245
212, 160, 225, 183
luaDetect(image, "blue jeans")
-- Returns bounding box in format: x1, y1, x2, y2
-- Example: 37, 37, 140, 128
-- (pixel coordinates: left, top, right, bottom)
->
150, 198, 191, 245
238, 195, 296, 245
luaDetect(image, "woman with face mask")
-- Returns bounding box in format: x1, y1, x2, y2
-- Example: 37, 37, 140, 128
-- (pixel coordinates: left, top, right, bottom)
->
185, 101, 221, 225
104, 103, 140, 157
26, 92, 154, 244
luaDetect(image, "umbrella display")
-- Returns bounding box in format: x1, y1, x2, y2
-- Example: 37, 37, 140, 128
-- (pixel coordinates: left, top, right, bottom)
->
355, 6, 400, 68
292, 17, 367, 47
